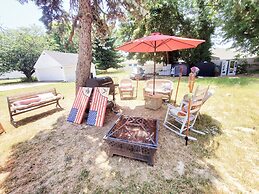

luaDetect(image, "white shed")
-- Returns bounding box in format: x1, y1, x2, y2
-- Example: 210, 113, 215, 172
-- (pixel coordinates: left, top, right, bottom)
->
34, 50, 96, 82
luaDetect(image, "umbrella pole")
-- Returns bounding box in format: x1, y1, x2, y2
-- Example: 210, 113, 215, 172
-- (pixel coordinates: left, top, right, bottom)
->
136, 77, 139, 98
174, 67, 183, 106
185, 73, 195, 145
153, 43, 157, 95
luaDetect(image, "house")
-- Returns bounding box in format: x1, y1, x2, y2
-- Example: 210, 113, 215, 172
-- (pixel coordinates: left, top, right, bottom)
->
142, 61, 163, 74
34, 51, 96, 82
211, 47, 258, 76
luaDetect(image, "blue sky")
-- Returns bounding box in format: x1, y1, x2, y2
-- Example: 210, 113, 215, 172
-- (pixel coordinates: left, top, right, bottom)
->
0, 0, 44, 29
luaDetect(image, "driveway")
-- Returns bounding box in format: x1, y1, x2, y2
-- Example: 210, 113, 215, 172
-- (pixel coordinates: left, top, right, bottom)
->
0, 82, 57, 91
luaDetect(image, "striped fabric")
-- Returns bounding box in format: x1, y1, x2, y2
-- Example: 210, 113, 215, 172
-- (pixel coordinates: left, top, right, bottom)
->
67, 87, 92, 124
86, 87, 110, 127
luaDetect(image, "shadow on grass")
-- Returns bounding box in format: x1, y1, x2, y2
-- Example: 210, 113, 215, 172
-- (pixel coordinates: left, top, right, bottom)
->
165, 112, 222, 158
12, 108, 63, 128
191, 114, 222, 158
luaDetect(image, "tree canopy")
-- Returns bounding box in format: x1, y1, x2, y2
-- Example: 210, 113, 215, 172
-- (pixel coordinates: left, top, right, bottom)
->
0, 26, 54, 80
218, 0, 259, 55
49, 22, 79, 53
93, 37, 122, 70
117, 0, 216, 65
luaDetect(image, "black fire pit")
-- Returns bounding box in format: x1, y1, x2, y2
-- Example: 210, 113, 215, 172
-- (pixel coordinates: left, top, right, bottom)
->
103, 115, 158, 166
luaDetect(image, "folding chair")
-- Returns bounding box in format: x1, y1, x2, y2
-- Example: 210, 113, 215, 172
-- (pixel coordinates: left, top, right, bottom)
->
118, 79, 134, 99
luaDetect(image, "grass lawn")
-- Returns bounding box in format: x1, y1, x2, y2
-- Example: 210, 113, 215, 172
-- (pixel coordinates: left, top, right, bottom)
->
0, 73, 258, 193
0, 79, 22, 85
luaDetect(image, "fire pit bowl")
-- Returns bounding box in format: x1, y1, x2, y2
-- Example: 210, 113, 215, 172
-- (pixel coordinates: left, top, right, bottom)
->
103, 115, 158, 166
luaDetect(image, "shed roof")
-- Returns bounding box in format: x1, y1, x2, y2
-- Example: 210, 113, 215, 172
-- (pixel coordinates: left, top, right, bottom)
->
44, 50, 78, 67
211, 47, 256, 60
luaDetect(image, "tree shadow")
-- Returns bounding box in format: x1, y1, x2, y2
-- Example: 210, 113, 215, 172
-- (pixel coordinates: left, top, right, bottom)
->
12, 107, 64, 128
190, 114, 222, 158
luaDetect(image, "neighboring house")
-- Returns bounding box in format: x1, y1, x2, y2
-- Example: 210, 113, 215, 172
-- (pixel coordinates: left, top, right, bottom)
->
34, 50, 96, 82
0, 71, 26, 79
121, 60, 164, 74
120, 60, 139, 72
211, 47, 258, 76
143, 61, 163, 74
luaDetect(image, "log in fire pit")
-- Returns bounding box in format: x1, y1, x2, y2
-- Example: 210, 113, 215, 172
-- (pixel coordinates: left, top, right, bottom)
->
104, 115, 158, 166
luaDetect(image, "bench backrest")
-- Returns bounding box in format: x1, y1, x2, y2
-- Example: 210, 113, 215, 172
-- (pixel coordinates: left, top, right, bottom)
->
145, 79, 173, 90
7, 88, 57, 104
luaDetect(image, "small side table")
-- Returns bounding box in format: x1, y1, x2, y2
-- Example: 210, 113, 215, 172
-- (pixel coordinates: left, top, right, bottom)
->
145, 94, 163, 110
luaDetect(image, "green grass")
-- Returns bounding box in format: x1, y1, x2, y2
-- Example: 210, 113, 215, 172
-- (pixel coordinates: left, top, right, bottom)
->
196, 76, 259, 86
163, 76, 259, 86
0, 79, 22, 85
0, 73, 259, 193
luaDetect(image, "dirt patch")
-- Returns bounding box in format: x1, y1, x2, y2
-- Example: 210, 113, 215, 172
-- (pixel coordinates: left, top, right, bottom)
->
0, 100, 218, 193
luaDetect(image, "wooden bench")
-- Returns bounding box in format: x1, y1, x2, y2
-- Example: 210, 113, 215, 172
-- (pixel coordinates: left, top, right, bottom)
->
7, 88, 63, 126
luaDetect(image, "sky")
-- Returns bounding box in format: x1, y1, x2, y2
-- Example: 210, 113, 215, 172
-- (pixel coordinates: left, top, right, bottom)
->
0, 0, 44, 29
0, 0, 232, 49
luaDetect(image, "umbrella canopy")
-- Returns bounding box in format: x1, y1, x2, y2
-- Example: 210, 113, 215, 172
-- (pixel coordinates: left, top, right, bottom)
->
116, 32, 205, 95
116, 32, 205, 53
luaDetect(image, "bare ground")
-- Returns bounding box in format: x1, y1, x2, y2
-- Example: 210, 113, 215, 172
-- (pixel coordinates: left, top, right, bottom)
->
0, 100, 220, 194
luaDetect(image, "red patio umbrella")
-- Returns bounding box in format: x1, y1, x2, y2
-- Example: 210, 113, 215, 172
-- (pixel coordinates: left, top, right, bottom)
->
116, 32, 205, 95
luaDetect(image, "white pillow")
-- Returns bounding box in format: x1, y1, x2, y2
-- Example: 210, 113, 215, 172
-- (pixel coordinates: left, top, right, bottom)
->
38, 92, 55, 100
162, 83, 171, 91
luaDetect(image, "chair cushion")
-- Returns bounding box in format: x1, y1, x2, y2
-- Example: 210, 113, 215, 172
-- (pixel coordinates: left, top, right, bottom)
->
145, 88, 170, 94
120, 83, 132, 88
11, 93, 61, 111
169, 106, 196, 120
37, 92, 55, 100
120, 88, 133, 92
13, 97, 41, 106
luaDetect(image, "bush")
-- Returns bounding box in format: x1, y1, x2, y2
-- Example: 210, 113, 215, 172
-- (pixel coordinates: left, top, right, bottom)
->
236, 62, 248, 74
21, 76, 38, 82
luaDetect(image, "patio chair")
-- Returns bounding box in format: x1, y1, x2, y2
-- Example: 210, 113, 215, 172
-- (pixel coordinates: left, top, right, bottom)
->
118, 78, 134, 99
163, 88, 212, 140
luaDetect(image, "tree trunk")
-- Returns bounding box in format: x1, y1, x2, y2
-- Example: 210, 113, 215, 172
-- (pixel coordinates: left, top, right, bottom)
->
22, 69, 33, 81
76, 0, 92, 93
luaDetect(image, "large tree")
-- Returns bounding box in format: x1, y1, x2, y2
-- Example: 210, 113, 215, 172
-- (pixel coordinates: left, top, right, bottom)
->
0, 26, 53, 80
19, 0, 140, 92
117, 0, 216, 65
49, 22, 79, 53
93, 37, 122, 70
218, 0, 259, 55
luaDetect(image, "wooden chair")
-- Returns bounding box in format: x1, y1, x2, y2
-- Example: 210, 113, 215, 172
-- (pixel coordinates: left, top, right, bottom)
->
163, 88, 212, 140
118, 79, 134, 99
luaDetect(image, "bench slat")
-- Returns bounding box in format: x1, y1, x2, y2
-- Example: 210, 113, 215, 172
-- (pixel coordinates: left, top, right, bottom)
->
7, 88, 56, 103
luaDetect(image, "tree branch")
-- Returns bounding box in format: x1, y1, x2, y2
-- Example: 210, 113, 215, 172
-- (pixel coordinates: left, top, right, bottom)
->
66, 15, 79, 49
